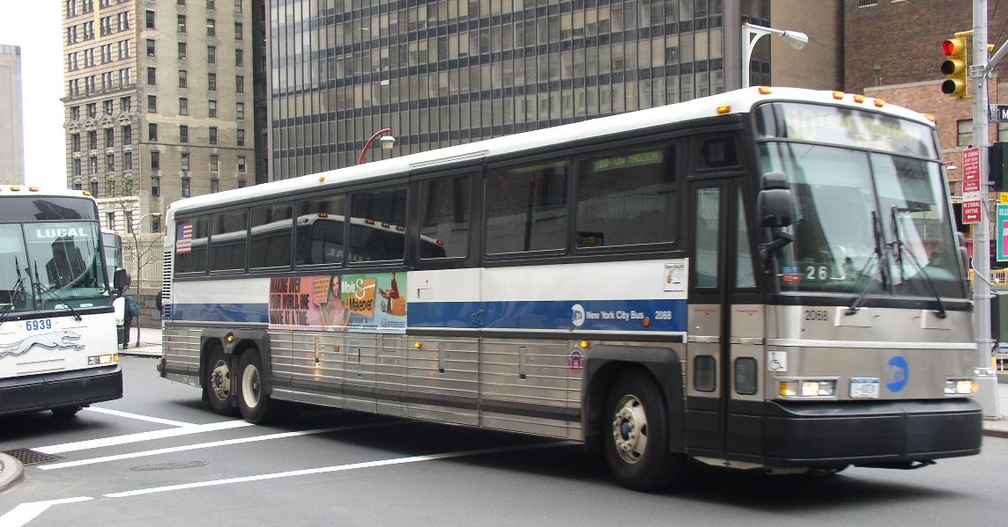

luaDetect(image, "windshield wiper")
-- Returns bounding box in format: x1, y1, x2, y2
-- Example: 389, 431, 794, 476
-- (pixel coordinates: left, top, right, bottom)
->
889, 206, 947, 318
848, 211, 889, 315
0, 257, 30, 326
31, 260, 82, 321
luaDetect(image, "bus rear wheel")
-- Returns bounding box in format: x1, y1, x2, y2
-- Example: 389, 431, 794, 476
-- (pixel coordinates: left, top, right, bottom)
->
603, 370, 683, 491
204, 346, 236, 416
237, 349, 283, 425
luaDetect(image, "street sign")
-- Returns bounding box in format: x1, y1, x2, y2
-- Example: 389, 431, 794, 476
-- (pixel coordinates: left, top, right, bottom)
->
963, 147, 982, 224
991, 104, 1008, 122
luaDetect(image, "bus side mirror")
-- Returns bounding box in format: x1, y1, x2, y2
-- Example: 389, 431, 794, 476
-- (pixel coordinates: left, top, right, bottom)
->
114, 268, 131, 293
757, 172, 793, 229
757, 172, 794, 261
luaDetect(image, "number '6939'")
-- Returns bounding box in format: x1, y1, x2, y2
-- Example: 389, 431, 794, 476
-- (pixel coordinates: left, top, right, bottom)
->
26, 319, 53, 331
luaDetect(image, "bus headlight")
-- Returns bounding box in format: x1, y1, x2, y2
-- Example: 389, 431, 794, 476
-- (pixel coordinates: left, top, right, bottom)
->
944, 378, 978, 395
778, 379, 837, 398
88, 353, 119, 365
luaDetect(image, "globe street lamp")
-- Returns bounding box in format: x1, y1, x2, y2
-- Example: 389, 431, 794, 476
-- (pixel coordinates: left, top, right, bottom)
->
358, 128, 396, 164
742, 22, 809, 88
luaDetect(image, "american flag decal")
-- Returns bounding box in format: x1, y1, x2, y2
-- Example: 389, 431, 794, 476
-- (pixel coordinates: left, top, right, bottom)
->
176, 222, 193, 254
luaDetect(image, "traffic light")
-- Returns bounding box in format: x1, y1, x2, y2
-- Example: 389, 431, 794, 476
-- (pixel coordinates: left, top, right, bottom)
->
941, 36, 970, 99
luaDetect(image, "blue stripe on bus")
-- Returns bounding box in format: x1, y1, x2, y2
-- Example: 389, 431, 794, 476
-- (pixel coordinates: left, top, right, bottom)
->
170, 299, 687, 332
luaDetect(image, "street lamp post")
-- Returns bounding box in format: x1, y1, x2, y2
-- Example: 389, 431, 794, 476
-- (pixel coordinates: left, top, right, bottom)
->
358, 128, 396, 164
741, 22, 809, 88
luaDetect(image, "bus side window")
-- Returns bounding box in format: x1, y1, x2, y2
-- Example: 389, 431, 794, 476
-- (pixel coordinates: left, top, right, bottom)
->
249, 203, 293, 269
419, 174, 471, 259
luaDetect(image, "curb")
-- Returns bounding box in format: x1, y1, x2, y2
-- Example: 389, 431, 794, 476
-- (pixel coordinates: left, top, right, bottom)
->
0, 452, 25, 493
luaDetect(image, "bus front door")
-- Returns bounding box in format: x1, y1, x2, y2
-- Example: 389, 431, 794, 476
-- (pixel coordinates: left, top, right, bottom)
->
685, 177, 762, 465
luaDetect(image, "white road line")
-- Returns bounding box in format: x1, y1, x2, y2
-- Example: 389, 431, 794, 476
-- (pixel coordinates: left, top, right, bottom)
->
0, 497, 93, 527
39, 422, 406, 471
33, 420, 254, 455
83, 406, 196, 428
105, 442, 572, 498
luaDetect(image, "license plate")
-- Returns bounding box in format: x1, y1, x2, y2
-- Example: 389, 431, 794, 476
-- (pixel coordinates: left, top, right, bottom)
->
850, 377, 880, 398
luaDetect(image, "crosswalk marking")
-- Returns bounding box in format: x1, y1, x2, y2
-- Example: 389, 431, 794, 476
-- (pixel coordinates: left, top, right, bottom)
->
33, 420, 253, 455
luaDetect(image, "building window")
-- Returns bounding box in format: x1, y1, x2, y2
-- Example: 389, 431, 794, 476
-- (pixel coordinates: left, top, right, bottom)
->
177, 14, 186, 33
209, 100, 217, 118
151, 216, 161, 233
151, 151, 160, 170
235, 22, 243, 40
88, 130, 97, 150
210, 154, 219, 172
236, 102, 244, 120
104, 100, 114, 115
237, 129, 245, 146
147, 95, 157, 113
149, 123, 158, 142
120, 96, 131, 113
957, 119, 973, 147
179, 70, 188, 88
73, 158, 82, 176
106, 153, 115, 171
90, 181, 99, 197
178, 42, 187, 61
210, 178, 219, 193
181, 178, 191, 198
146, 39, 155, 57
207, 45, 216, 63
208, 73, 217, 91
106, 212, 116, 229
71, 106, 80, 120
145, 10, 155, 29
151, 176, 160, 197
235, 48, 243, 66
124, 152, 133, 170
72, 133, 81, 152
125, 211, 134, 234
181, 152, 190, 171
122, 125, 132, 145
147, 67, 156, 85
209, 126, 218, 144
235, 75, 243, 93
104, 128, 114, 147
87, 103, 97, 118
238, 179, 246, 188
180, 125, 189, 143
179, 97, 188, 115
237, 156, 246, 173
206, 18, 215, 36
89, 156, 98, 174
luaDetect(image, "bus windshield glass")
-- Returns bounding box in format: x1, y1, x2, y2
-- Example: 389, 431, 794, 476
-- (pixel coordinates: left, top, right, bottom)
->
755, 102, 965, 299
0, 221, 109, 313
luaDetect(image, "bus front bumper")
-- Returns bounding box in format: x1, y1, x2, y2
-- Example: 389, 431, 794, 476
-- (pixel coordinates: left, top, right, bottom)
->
758, 398, 983, 468
0, 365, 123, 416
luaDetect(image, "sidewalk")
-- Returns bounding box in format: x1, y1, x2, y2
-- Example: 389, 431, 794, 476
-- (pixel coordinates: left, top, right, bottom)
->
119, 325, 163, 358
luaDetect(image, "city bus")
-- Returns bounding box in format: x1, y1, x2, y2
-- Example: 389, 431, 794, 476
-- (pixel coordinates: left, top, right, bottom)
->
160, 87, 982, 490
0, 186, 124, 418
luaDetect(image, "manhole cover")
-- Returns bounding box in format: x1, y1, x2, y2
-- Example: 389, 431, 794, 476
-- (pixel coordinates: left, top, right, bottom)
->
3, 448, 61, 466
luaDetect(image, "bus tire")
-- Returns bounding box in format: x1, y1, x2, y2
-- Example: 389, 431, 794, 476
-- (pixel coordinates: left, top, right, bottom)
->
51, 405, 81, 420
204, 345, 237, 416
603, 370, 682, 491
237, 349, 283, 425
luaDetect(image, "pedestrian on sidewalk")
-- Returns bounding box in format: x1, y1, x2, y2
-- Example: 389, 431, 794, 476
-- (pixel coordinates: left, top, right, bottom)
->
123, 295, 138, 349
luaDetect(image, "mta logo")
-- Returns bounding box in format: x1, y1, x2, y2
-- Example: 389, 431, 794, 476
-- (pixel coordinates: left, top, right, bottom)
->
886, 356, 909, 392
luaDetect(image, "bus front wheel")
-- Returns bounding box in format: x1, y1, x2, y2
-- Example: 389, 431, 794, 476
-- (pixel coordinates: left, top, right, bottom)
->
237, 349, 283, 425
204, 346, 236, 416
603, 370, 683, 491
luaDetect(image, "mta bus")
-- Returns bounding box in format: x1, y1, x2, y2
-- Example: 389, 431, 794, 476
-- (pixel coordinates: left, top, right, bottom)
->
0, 186, 124, 418
159, 87, 982, 490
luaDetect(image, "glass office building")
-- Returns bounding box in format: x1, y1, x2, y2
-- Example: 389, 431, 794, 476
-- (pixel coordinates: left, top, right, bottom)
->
269, 0, 768, 179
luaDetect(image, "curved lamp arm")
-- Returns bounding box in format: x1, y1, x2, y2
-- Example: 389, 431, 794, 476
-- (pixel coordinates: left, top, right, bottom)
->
358, 128, 393, 164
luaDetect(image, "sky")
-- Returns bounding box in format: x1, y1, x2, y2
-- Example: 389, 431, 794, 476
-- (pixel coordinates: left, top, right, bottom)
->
1, 1, 68, 189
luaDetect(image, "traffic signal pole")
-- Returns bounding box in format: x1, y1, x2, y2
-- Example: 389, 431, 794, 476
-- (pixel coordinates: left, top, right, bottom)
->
970, 0, 1001, 419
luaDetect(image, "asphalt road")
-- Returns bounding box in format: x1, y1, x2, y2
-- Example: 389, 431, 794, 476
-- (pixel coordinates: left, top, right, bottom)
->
1, 356, 1006, 527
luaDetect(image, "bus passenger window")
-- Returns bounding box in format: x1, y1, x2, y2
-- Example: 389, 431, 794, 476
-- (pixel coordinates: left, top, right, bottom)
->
296, 195, 346, 266
486, 161, 568, 254
419, 174, 470, 259
576, 145, 675, 248
174, 216, 208, 274
249, 203, 293, 269
349, 187, 407, 262
209, 210, 248, 272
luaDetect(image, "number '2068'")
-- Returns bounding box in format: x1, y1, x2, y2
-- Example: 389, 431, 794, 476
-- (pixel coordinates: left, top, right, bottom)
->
26, 319, 53, 331
804, 309, 829, 322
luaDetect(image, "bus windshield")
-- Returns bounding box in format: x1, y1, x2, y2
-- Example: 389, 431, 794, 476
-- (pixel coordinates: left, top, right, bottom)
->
0, 222, 110, 313
755, 102, 965, 299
